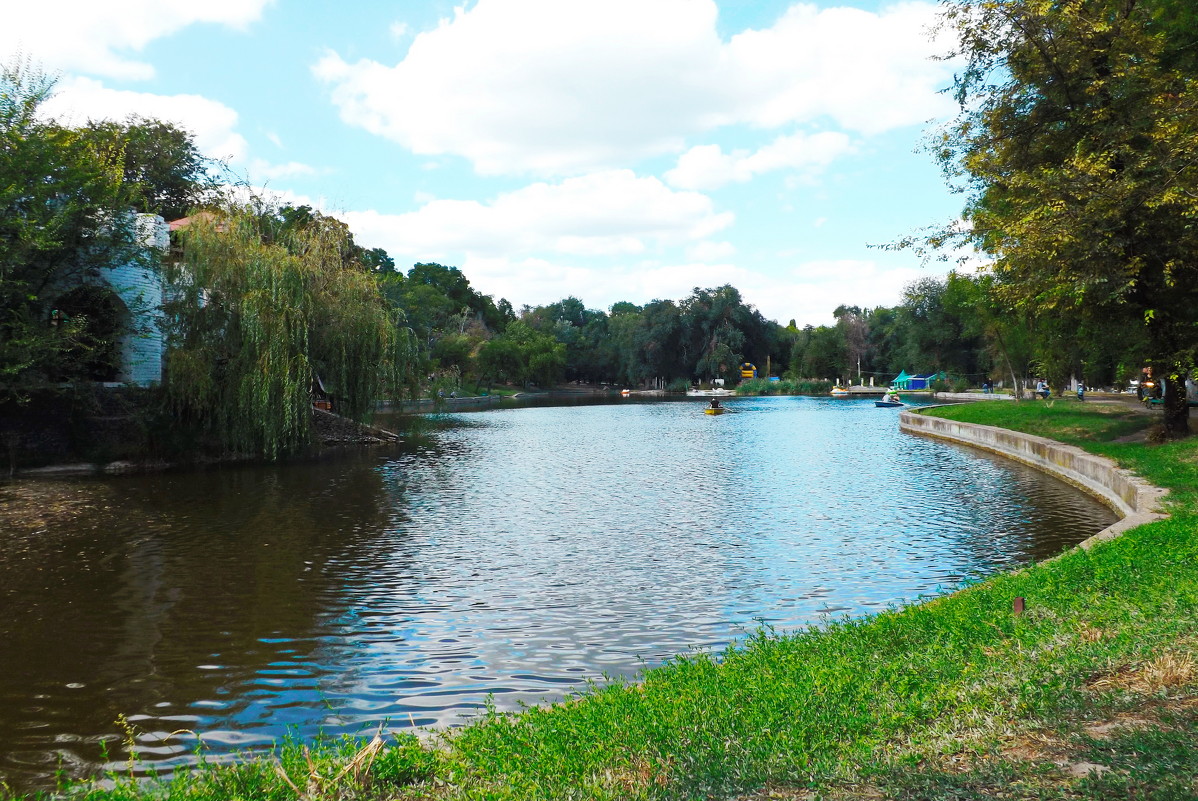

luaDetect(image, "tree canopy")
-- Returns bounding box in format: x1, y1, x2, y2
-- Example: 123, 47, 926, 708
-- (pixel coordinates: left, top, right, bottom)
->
164, 202, 419, 458
933, 0, 1198, 431
1, 61, 142, 400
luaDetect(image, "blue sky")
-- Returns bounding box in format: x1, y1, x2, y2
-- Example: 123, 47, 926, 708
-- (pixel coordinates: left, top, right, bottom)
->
6, 0, 970, 326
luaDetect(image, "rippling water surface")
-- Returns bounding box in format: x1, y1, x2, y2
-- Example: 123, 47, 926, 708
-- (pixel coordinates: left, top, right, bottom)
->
0, 397, 1116, 789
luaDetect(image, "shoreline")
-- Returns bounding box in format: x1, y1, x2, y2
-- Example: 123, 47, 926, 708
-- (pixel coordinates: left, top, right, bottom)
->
900, 405, 1169, 547
3, 408, 405, 480
2, 403, 1194, 800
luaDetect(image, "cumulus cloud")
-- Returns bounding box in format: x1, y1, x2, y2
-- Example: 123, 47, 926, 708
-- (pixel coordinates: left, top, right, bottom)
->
2, 0, 272, 80
340, 170, 733, 261
434, 255, 758, 315
41, 76, 248, 160
686, 240, 737, 262
443, 254, 929, 327
314, 0, 953, 176
665, 131, 853, 190
770, 259, 928, 324
721, 3, 953, 135
248, 159, 322, 181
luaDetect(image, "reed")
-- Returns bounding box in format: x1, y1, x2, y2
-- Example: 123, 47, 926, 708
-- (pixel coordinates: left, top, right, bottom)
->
736, 378, 834, 396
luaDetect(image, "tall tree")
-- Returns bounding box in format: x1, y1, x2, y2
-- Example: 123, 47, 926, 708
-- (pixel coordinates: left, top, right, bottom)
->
164, 203, 417, 458
0, 61, 141, 401
935, 0, 1198, 433
81, 117, 211, 220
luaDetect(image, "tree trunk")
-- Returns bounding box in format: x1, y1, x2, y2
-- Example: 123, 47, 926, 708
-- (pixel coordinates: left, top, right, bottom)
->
991, 326, 1023, 400
1162, 372, 1191, 437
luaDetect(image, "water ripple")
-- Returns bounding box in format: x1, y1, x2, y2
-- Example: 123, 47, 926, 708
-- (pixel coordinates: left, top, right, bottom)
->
0, 397, 1115, 790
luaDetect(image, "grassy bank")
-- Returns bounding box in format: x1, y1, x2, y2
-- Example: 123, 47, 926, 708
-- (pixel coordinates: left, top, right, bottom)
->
7, 403, 1198, 801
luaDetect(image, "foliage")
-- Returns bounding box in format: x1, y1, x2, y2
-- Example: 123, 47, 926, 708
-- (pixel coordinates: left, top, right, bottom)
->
737, 377, 834, 396
0, 60, 142, 402
476, 321, 565, 388
51, 284, 126, 381
894, 274, 986, 378
932, 0, 1198, 432
163, 203, 417, 458
790, 323, 846, 381
378, 262, 510, 350
665, 377, 690, 393
507, 287, 783, 390
80, 116, 213, 221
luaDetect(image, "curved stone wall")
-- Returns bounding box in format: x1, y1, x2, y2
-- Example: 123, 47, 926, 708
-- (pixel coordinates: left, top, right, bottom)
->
899, 407, 1167, 549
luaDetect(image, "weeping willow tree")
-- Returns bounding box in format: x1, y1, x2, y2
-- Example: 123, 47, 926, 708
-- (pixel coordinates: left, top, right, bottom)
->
163, 203, 417, 459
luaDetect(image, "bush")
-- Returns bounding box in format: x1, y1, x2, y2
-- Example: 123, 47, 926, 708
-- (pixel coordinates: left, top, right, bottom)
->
666, 378, 691, 393
737, 378, 833, 396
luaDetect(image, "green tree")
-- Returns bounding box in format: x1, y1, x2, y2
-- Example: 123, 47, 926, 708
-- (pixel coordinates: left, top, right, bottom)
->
682, 285, 752, 382
0, 60, 142, 402
164, 203, 417, 458
81, 117, 211, 221
934, 0, 1198, 433
800, 325, 847, 382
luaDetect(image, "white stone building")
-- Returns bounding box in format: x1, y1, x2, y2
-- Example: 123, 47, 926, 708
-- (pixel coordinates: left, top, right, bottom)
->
49, 212, 171, 386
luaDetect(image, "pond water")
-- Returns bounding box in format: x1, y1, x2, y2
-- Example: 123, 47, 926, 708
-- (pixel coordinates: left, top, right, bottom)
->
0, 396, 1117, 790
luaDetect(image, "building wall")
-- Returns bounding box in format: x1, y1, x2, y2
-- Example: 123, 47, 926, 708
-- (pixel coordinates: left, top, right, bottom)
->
97, 213, 169, 386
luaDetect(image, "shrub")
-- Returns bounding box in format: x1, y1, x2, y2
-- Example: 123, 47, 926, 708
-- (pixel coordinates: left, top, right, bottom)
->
737, 378, 833, 396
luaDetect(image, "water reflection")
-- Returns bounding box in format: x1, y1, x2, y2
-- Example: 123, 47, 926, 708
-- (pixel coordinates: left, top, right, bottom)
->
0, 397, 1115, 790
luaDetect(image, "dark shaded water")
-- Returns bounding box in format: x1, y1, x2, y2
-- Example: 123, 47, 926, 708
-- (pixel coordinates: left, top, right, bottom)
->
0, 397, 1116, 790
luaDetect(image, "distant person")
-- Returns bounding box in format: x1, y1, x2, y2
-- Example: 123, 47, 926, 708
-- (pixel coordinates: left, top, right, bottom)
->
710, 398, 721, 409
1076, 382, 1085, 401
1036, 380, 1049, 399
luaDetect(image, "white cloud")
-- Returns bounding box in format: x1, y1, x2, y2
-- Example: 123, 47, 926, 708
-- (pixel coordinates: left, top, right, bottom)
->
2, 0, 272, 80
340, 170, 733, 261
374, 250, 930, 328
41, 76, 248, 160
504, 256, 928, 326
722, 3, 954, 135
686, 240, 737, 262
449, 254, 926, 327
248, 159, 321, 181
666, 131, 853, 190
314, 0, 953, 177
771, 259, 928, 324
441, 255, 759, 314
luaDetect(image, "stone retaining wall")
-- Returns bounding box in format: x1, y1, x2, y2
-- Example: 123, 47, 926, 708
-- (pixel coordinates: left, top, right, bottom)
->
899, 407, 1167, 549
933, 392, 1014, 402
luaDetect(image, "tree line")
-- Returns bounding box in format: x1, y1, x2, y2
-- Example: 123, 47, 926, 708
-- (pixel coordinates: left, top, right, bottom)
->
5, 0, 1197, 461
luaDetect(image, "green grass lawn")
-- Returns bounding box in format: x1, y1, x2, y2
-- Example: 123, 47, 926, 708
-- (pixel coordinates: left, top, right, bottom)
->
8, 404, 1198, 801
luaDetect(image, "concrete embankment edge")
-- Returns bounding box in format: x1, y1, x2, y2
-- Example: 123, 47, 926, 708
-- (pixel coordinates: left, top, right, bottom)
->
899, 407, 1168, 550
